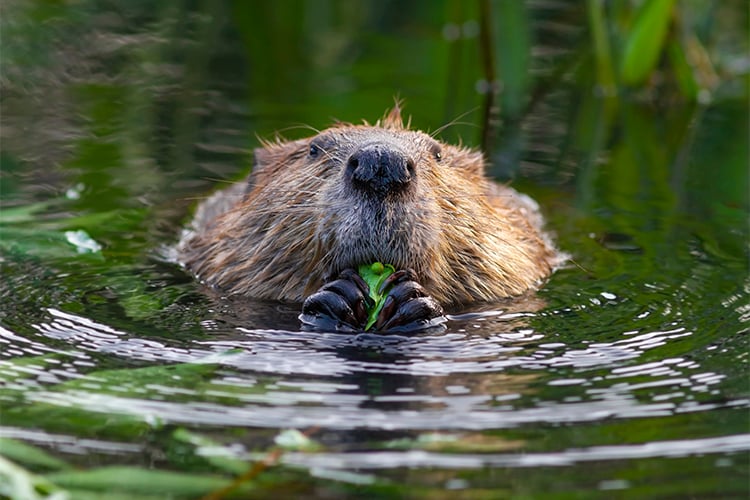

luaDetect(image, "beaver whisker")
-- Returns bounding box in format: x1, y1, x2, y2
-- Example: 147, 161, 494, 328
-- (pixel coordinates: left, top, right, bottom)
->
263, 123, 322, 137
199, 176, 241, 185
429, 108, 480, 138
219, 194, 516, 234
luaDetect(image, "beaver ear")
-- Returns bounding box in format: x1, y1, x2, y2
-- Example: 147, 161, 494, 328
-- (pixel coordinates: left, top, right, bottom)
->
252, 146, 272, 171
247, 139, 307, 191
253, 139, 307, 170
448, 147, 486, 176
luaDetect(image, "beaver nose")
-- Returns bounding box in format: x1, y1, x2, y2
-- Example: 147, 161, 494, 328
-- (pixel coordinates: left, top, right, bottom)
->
347, 144, 415, 197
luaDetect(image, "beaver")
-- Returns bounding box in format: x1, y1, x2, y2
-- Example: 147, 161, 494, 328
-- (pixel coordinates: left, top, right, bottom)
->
178, 106, 560, 331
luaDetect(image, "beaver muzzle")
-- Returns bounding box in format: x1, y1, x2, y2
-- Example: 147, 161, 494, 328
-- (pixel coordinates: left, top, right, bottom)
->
346, 143, 415, 198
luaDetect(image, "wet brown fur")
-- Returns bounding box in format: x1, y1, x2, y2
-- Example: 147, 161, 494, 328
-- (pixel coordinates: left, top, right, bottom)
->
178, 107, 559, 306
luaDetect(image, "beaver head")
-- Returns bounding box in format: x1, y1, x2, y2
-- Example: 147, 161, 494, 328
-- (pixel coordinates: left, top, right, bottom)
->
180, 107, 557, 305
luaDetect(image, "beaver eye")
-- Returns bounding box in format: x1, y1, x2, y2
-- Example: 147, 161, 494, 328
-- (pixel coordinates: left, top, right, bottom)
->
309, 143, 321, 159
430, 143, 443, 162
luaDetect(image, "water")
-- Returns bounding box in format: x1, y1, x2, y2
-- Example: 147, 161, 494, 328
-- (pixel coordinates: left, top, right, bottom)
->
1, 1, 748, 498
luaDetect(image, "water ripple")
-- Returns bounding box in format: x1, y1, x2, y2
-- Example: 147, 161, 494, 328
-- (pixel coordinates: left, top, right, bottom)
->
280, 434, 750, 470
0, 306, 741, 433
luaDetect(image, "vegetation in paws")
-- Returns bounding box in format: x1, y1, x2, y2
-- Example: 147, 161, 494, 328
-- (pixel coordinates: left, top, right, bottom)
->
357, 262, 395, 330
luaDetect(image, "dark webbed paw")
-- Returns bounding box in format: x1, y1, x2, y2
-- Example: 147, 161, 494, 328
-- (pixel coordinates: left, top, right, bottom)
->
300, 269, 372, 331
373, 269, 444, 331
300, 268, 445, 333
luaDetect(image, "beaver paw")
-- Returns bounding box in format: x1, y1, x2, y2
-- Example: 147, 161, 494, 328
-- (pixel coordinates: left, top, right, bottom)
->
300, 268, 445, 333
373, 269, 445, 331
300, 269, 373, 332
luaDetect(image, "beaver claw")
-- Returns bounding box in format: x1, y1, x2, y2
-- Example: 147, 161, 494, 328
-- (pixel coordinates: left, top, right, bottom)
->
300, 268, 445, 333
300, 270, 373, 331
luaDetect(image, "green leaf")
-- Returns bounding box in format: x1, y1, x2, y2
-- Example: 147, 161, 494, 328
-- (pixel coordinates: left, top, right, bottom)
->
620, 0, 676, 86
0, 455, 68, 500
667, 38, 699, 99
273, 429, 320, 452
0, 202, 50, 224
1, 363, 222, 441
586, 0, 616, 91
57, 362, 219, 397
0, 227, 86, 259
47, 466, 254, 497
0, 438, 72, 472
0, 403, 150, 442
170, 428, 248, 475
357, 262, 396, 330
385, 432, 525, 453
63, 491, 165, 500
492, 0, 531, 119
